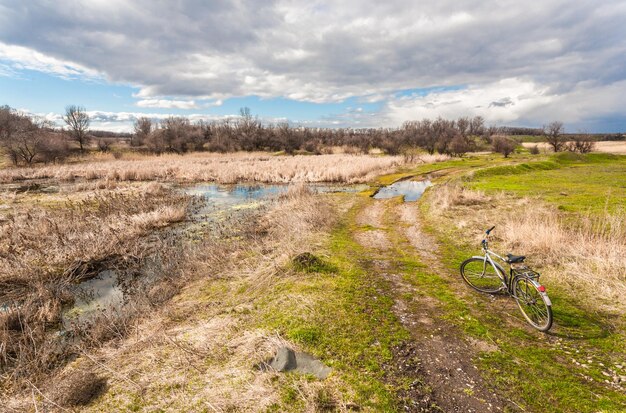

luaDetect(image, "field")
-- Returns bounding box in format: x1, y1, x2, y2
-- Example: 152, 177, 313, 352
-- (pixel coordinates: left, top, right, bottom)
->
0, 152, 417, 185
1, 150, 625, 412
522, 140, 626, 155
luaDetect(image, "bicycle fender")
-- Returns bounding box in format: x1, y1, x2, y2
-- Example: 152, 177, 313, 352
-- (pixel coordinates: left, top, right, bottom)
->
528, 278, 552, 306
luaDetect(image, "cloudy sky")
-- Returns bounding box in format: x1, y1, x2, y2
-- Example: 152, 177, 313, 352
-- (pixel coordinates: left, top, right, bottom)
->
1, 0, 625, 132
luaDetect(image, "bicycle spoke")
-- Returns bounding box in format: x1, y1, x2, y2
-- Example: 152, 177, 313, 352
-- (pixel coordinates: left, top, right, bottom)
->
514, 277, 551, 330
460, 258, 504, 293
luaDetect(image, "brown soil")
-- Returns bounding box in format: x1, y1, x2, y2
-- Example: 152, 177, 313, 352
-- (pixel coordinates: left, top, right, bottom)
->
354, 199, 515, 412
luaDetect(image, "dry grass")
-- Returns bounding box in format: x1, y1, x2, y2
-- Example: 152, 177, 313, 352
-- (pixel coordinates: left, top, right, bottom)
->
522, 141, 626, 154
0, 183, 190, 386
71, 187, 345, 412
428, 184, 626, 312
49, 369, 108, 407
3, 184, 358, 411
0, 152, 409, 184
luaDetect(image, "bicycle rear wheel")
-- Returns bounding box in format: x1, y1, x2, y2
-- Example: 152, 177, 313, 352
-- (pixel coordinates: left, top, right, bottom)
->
513, 276, 553, 332
460, 257, 505, 293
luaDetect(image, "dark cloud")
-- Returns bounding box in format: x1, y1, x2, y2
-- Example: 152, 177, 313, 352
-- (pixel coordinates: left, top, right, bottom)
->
2, 0, 626, 129
489, 97, 513, 108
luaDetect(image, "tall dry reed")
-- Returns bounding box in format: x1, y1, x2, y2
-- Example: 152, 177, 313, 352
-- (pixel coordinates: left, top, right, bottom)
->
428, 184, 626, 312
0, 153, 411, 184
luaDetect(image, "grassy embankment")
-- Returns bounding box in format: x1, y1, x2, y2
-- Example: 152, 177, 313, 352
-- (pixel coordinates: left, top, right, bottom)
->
411, 152, 626, 412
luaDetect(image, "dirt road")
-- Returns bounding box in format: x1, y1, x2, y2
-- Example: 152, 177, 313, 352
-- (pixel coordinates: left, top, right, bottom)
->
351, 197, 515, 412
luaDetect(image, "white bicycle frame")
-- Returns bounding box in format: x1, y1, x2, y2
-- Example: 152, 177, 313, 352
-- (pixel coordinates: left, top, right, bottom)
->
471, 246, 552, 306
471, 248, 508, 291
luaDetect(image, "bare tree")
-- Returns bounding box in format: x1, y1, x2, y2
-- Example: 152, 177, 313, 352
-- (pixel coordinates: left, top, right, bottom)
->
236, 107, 262, 150
0, 106, 67, 165
64, 105, 90, 151
543, 121, 564, 152
492, 135, 518, 158
132, 117, 152, 146
469, 116, 485, 136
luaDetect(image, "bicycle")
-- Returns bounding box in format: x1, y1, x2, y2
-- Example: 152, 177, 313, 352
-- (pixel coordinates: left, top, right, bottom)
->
459, 226, 553, 332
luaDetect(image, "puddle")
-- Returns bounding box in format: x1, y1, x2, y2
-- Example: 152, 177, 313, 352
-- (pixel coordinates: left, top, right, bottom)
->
185, 183, 369, 223
62, 270, 125, 327
186, 184, 288, 206
186, 183, 369, 203
63, 183, 370, 325
373, 179, 432, 202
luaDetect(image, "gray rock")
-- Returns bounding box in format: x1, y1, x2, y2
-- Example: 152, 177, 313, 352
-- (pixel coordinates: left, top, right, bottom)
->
268, 346, 332, 380
294, 352, 332, 380
270, 347, 297, 372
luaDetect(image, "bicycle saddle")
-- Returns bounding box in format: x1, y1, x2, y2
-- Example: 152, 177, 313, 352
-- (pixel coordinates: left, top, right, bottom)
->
506, 253, 526, 263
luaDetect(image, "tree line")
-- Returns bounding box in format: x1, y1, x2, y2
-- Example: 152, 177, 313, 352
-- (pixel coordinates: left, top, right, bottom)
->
0, 105, 611, 166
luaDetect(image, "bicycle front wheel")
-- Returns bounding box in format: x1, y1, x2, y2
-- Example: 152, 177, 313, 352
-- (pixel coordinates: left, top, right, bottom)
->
513, 277, 553, 332
460, 257, 505, 293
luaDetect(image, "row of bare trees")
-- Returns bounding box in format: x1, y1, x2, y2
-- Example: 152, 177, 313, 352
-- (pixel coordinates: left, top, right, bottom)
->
0, 103, 605, 165
131, 111, 499, 157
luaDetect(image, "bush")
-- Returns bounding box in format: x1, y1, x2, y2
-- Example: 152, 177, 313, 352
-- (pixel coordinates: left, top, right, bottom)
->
97, 138, 113, 152
529, 145, 540, 155
449, 135, 473, 157
492, 135, 518, 157
566, 134, 596, 153
0, 106, 70, 165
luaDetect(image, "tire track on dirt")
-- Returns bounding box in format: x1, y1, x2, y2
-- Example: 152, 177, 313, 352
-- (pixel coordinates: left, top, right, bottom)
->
353, 198, 511, 412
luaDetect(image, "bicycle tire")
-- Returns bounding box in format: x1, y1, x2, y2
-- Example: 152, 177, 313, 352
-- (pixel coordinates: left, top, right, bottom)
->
460, 257, 505, 293
513, 276, 553, 332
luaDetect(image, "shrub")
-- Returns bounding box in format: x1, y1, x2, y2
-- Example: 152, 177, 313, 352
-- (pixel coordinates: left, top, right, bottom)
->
492, 135, 518, 157
566, 134, 596, 153
97, 138, 113, 152
529, 145, 540, 155
0, 106, 69, 165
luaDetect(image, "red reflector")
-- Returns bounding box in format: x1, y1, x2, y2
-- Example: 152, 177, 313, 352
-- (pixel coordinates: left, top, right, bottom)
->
538, 285, 546, 292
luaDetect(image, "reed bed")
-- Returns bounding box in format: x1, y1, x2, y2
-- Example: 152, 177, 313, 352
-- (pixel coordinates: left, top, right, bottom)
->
0, 152, 408, 184
0, 183, 190, 384
2, 183, 344, 411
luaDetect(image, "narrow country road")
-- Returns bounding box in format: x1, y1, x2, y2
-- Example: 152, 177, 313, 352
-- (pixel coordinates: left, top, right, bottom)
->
350, 196, 514, 412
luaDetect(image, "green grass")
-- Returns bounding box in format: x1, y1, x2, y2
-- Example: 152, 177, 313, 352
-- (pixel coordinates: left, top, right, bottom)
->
253, 201, 410, 412
468, 153, 626, 214
412, 200, 626, 412
404, 154, 626, 412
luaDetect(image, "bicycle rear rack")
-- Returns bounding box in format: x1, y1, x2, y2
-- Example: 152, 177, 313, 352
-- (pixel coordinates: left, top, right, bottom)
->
511, 265, 541, 280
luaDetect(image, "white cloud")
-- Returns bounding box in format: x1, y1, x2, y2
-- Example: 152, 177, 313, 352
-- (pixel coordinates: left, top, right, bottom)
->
382, 78, 552, 125
378, 78, 626, 130
0, 42, 99, 79
1, 0, 626, 129
136, 99, 198, 109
